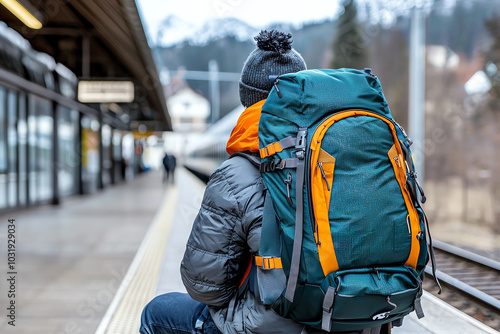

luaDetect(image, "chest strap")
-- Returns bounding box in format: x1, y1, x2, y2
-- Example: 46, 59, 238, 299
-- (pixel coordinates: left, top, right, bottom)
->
260, 158, 298, 173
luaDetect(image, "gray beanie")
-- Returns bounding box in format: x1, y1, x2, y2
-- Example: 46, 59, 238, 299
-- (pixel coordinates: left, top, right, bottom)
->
239, 30, 307, 108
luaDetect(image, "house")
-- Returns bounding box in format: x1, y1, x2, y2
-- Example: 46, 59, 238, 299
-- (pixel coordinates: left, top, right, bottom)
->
166, 82, 210, 133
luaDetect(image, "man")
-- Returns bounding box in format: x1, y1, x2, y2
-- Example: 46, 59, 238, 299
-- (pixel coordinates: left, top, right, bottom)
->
163, 153, 176, 183
140, 30, 308, 334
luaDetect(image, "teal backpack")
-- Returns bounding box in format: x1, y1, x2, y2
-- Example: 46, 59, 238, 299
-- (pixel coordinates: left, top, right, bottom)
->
254, 69, 440, 332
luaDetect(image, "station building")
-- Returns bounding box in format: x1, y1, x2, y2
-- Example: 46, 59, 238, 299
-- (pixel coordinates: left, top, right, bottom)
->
0, 0, 171, 212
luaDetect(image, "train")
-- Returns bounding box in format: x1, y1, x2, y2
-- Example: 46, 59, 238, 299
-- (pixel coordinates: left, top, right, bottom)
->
183, 105, 243, 182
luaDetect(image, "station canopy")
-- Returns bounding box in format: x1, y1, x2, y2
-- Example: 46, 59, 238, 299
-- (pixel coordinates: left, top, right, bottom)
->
0, 0, 171, 131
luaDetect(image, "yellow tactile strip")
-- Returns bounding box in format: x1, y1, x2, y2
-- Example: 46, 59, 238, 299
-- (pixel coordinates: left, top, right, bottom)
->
99, 184, 178, 334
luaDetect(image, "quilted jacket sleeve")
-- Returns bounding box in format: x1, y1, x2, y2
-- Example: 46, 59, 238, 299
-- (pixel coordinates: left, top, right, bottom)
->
180, 156, 265, 307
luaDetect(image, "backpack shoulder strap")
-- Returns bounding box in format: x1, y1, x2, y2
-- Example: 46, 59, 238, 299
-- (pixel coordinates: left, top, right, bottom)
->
255, 192, 287, 305
229, 151, 261, 168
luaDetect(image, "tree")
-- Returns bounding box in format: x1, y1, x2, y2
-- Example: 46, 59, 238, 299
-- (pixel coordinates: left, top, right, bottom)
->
484, 17, 500, 112
330, 0, 369, 69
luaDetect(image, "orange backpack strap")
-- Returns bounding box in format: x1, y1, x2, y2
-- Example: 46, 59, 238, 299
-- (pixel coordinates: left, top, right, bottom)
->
259, 136, 296, 158
255, 256, 282, 270
228, 254, 256, 323
238, 254, 254, 289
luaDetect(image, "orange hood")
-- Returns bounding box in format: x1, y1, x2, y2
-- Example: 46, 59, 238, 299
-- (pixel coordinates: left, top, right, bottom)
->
226, 100, 264, 155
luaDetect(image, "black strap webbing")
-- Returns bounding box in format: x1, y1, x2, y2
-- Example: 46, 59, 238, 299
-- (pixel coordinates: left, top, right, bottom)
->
260, 158, 298, 173
229, 152, 260, 168
423, 210, 442, 294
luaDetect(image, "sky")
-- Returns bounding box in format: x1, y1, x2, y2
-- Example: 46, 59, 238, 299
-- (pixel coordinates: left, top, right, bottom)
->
136, 0, 342, 43
135, 0, 459, 46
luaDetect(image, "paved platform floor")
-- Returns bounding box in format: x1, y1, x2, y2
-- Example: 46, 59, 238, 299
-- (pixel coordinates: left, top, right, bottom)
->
0, 171, 168, 334
155, 169, 205, 296
96, 168, 204, 334
391, 292, 498, 334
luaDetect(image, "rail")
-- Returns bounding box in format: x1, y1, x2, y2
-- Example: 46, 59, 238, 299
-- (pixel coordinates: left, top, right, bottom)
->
425, 240, 500, 313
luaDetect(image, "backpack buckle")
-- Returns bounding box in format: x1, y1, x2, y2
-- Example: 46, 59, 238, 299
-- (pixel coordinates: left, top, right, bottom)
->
295, 128, 308, 160
256, 256, 283, 270
276, 160, 286, 170
269, 159, 285, 171
261, 159, 280, 172
262, 257, 274, 270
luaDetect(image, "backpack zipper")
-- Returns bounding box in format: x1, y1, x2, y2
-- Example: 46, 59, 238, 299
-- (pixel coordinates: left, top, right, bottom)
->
317, 162, 331, 191
408, 169, 427, 203
308, 110, 423, 276
307, 145, 317, 244
273, 77, 282, 98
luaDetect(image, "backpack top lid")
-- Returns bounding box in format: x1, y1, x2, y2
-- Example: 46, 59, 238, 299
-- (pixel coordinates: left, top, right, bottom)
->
262, 68, 393, 128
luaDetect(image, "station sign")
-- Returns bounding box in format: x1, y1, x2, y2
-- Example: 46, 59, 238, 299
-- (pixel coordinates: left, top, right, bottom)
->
78, 80, 134, 103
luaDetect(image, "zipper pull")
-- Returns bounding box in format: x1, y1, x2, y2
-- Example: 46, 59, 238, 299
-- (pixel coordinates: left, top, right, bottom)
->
273, 78, 282, 98
394, 156, 401, 168
284, 173, 293, 207
405, 161, 427, 204
414, 177, 427, 203
317, 162, 330, 191
393, 120, 412, 145
315, 224, 321, 245
409, 170, 427, 204
374, 268, 381, 280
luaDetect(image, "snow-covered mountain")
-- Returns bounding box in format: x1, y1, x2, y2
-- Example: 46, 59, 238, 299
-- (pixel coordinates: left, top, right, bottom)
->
155, 15, 261, 47
155, 16, 200, 46
194, 18, 260, 45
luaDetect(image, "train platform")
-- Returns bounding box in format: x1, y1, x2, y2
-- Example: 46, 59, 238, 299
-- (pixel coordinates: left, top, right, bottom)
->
0, 168, 498, 334
0, 170, 168, 333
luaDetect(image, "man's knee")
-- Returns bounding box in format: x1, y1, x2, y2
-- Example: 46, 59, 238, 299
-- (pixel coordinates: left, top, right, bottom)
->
143, 293, 183, 318
141, 293, 208, 334
141, 293, 181, 333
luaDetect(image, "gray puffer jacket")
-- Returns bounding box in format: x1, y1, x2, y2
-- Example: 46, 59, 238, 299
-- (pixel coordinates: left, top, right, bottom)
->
180, 155, 306, 334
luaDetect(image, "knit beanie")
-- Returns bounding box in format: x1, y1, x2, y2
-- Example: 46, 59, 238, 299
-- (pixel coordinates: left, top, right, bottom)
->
239, 30, 307, 108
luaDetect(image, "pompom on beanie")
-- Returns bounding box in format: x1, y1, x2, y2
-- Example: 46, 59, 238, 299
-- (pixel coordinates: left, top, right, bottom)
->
239, 30, 307, 108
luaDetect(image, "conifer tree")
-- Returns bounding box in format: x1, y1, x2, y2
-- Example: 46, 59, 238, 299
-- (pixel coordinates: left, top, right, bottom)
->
484, 17, 500, 111
330, 0, 369, 69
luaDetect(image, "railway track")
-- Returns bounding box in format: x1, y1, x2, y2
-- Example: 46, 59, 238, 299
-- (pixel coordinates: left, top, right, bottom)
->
424, 240, 500, 331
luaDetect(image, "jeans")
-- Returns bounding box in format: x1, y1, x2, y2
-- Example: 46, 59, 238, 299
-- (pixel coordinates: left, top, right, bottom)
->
140, 292, 222, 334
